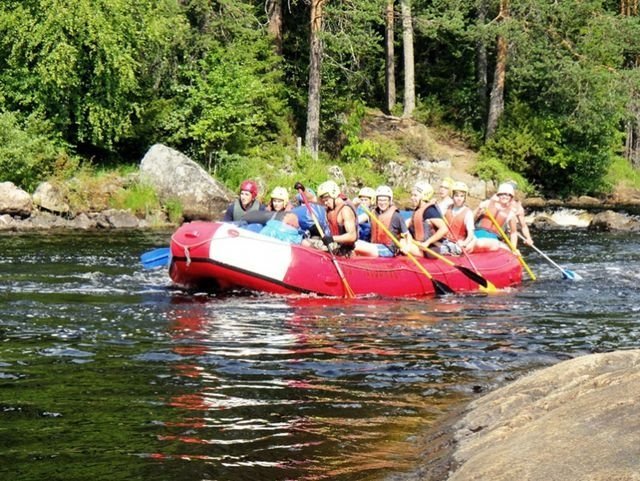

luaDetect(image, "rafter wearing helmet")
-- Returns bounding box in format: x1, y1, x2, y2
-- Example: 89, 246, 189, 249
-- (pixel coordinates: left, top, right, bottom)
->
353, 185, 409, 258
404, 181, 449, 258
473, 182, 519, 253
305, 180, 358, 257
441, 181, 476, 255
223, 179, 266, 222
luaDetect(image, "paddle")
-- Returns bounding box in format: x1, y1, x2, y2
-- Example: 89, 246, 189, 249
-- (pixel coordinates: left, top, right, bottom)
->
517, 234, 582, 281
434, 206, 498, 293
140, 247, 170, 269
411, 240, 497, 293
360, 205, 454, 296
485, 210, 537, 281
295, 183, 356, 299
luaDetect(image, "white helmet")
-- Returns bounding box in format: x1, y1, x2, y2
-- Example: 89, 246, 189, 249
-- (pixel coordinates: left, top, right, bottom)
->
375, 185, 393, 202
497, 183, 515, 197
317, 180, 341, 199
358, 187, 376, 199
413, 181, 434, 201
451, 181, 468, 195
270, 186, 289, 202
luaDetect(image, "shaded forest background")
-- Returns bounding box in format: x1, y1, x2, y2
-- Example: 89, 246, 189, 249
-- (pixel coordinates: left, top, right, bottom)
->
1, 0, 639, 199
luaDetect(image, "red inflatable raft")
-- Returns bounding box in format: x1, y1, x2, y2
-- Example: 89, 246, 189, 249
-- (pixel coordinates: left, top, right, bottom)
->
169, 221, 522, 297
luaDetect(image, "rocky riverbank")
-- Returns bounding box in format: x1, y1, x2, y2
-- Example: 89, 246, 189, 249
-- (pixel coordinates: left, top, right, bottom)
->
1, 143, 640, 232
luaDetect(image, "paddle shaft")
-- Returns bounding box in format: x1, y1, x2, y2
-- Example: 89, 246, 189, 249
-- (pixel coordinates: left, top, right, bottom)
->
485, 210, 537, 281
517, 233, 579, 280
436, 205, 492, 285
361, 205, 453, 295
412, 240, 496, 292
297, 187, 355, 298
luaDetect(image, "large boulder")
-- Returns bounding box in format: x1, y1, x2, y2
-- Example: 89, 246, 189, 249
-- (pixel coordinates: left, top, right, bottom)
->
139, 144, 233, 220
33, 181, 70, 214
448, 350, 640, 481
589, 210, 640, 232
0, 181, 32, 217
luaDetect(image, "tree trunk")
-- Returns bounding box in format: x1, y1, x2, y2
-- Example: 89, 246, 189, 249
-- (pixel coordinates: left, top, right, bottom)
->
400, 0, 415, 118
621, 0, 639, 166
384, 0, 396, 114
475, 0, 488, 124
266, 0, 283, 54
486, 0, 508, 139
305, 0, 325, 160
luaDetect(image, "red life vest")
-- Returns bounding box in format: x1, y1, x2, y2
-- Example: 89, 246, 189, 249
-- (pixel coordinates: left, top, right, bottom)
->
370, 206, 398, 245
410, 204, 434, 242
326, 201, 357, 246
476, 200, 511, 233
445, 205, 472, 240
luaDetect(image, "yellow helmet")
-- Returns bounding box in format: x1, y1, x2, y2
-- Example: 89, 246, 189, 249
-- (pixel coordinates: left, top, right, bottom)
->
270, 186, 289, 203
317, 180, 341, 199
451, 181, 468, 194
375, 185, 393, 202
440, 177, 454, 191
358, 187, 376, 199
413, 181, 434, 201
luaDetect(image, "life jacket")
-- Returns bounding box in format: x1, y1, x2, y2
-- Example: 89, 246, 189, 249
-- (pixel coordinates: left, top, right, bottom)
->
445, 205, 473, 240
232, 198, 260, 221
410, 204, 435, 242
476, 199, 511, 234
326, 201, 358, 247
370, 206, 399, 245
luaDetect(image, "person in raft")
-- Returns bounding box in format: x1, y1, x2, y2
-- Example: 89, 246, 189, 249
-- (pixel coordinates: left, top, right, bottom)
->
353, 186, 375, 241
223, 179, 265, 222
473, 182, 519, 252
265, 186, 299, 228
354, 185, 409, 257
403, 181, 449, 257
491, 180, 534, 246
292, 184, 329, 237
302, 180, 358, 257
436, 177, 454, 214
440, 181, 476, 255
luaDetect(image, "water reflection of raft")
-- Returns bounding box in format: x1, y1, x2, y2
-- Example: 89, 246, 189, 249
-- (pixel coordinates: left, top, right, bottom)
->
169, 221, 523, 297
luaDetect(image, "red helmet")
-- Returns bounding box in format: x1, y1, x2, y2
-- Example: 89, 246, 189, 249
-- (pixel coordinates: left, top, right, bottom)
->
239, 179, 259, 199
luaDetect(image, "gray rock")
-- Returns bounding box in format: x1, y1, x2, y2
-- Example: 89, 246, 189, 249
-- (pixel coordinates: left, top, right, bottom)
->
449, 350, 640, 481
102, 209, 139, 229
589, 210, 640, 232
33, 181, 70, 214
0, 181, 32, 217
139, 144, 233, 220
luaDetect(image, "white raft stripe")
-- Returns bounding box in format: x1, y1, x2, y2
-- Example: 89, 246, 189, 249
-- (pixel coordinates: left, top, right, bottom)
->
210, 224, 293, 283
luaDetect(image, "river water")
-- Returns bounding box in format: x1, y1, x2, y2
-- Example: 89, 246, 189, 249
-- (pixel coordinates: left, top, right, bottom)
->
1, 227, 638, 481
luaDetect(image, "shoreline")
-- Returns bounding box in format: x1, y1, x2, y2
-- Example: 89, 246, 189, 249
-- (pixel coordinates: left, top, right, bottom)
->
1, 200, 639, 233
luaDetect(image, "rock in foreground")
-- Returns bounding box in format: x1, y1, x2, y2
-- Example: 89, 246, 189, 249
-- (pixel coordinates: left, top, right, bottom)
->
449, 350, 640, 481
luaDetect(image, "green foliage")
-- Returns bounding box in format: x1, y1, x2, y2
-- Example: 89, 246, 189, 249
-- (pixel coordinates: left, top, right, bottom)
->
606, 156, 640, 191
110, 182, 160, 218
0, 111, 73, 191
166, 39, 290, 161
480, 97, 621, 197
164, 198, 184, 225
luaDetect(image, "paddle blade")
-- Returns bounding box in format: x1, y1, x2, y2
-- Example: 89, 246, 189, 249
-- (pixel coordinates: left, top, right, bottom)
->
562, 269, 582, 281
140, 247, 170, 269
432, 279, 455, 296
455, 265, 498, 292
